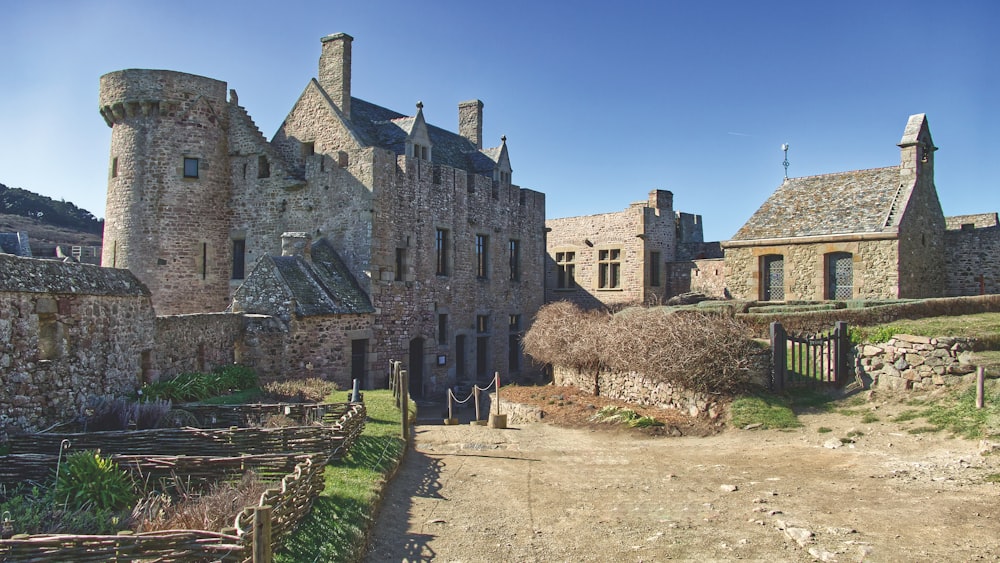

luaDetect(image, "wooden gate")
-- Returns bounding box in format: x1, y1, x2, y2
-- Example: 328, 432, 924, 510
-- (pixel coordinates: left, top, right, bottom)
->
770, 321, 849, 391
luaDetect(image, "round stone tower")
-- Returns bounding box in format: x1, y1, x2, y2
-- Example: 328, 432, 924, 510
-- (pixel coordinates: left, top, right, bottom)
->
99, 70, 233, 314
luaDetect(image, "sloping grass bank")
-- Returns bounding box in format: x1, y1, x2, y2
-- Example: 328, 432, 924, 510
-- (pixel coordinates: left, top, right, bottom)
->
276, 389, 409, 562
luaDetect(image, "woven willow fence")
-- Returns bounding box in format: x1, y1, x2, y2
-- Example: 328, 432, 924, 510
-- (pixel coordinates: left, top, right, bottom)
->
0, 401, 366, 562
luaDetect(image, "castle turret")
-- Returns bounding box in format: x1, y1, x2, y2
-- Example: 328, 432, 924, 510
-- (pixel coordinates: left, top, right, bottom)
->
99, 69, 233, 314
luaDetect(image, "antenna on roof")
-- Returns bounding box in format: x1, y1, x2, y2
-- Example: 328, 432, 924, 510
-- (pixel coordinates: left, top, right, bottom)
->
781, 143, 790, 180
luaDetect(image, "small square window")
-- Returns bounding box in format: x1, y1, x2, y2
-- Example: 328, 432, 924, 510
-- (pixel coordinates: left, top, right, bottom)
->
183, 157, 199, 178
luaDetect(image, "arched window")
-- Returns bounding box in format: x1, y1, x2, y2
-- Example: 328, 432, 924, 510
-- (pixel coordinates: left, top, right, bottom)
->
826, 252, 853, 300
761, 254, 784, 301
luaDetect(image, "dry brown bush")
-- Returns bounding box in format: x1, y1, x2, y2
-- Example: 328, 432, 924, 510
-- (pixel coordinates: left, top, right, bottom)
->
522, 302, 608, 372
263, 378, 338, 403
524, 303, 761, 394
132, 471, 269, 532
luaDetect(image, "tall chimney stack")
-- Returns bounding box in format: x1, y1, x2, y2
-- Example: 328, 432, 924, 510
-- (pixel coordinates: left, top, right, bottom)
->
458, 99, 484, 150
319, 33, 353, 119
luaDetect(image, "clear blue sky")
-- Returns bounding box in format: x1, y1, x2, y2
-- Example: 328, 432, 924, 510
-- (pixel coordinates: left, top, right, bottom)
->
1, 0, 996, 241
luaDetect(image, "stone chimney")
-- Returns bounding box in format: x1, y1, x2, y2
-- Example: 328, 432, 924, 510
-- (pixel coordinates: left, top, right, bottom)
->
458, 99, 484, 149
319, 33, 353, 119
281, 232, 313, 262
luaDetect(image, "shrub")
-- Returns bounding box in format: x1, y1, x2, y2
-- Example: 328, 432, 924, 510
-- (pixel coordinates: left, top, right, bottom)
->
82, 396, 173, 430
55, 450, 137, 511
524, 304, 762, 394
0, 484, 129, 535
263, 378, 339, 403
142, 365, 258, 402
132, 471, 269, 533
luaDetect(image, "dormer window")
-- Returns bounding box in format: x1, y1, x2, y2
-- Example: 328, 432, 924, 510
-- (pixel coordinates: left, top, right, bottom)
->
413, 144, 429, 160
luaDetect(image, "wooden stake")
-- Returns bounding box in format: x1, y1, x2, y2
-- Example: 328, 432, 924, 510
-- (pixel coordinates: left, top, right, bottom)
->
252, 505, 273, 563
494, 371, 501, 415
977, 366, 985, 409
474, 386, 481, 421
400, 370, 409, 442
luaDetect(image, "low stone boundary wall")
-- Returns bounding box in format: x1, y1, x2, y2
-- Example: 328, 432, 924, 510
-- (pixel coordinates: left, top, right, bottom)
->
857, 334, 976, 391
552, 366, 724, 420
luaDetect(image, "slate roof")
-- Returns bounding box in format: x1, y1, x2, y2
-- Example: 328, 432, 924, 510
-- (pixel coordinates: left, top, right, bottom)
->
348, 97, 502, 175
268, 239, 373, 316
731, 167, 904, 241
0, 254, 149, 296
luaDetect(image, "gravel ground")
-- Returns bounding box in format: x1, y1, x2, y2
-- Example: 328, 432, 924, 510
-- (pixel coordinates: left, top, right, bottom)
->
365, 386, 1000, 562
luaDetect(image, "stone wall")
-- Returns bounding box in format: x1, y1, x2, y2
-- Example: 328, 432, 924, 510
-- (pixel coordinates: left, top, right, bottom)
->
154, 313, 245, 380
0, 255, 154, 437
856, 334, 976, 391
545, 190, 675, 308
552, 366, 726, 421
723, 238, 900, 301
944, 225, 1000, 296
666, 258, 727, 298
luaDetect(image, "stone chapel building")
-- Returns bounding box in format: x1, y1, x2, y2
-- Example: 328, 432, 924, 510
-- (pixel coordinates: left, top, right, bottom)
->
98, 33, 545, 397
722, 114, 947, 301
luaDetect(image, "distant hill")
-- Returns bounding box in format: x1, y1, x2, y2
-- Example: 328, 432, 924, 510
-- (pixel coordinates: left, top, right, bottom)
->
0, 182, 103, 251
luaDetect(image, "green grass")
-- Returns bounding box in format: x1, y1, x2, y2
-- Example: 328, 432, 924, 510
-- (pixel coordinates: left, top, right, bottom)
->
730, 395, 802, 429
860, 412, 880, 424
851, 312, 1000, 349
890, 383, 1000, 439
276, 389, 409, 563
984, 473, 1000, 483
817, 427, 833, 433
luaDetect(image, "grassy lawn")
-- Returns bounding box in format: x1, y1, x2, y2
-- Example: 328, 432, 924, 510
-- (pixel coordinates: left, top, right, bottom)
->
276, 389, 410, 563
851, 312, 1000, 349
889, 381, 1000, 439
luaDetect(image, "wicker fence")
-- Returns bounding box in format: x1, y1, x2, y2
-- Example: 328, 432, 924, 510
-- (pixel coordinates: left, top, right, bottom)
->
0, 401, 366, 562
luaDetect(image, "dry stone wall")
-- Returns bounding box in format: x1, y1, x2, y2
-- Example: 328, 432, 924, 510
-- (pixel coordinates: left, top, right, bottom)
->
154, 313, 244, 380
552, 366, 727, 420
857, 333, 976, 391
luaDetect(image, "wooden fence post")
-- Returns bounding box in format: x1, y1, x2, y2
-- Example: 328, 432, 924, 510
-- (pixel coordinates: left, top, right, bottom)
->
400, 369, 409, 444
252, 505, 273, 563
977, 366, 985, 409
835, 321, 848, 385
770, 322, 786, 391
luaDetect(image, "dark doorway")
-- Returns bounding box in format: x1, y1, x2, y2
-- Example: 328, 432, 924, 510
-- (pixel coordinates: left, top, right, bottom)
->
476, 336, 490, 381
455, 334, 467, 379
351, 339, 367, 388
408, 338, 425, 398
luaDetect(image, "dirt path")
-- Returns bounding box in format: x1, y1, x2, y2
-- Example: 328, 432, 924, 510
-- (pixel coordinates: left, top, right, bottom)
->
366, 394, 1000, 562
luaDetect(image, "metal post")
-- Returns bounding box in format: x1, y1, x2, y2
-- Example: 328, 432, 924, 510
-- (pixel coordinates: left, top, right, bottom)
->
448, 389, 454, 420
494, 371, 500, 415
474, 385, 481, 421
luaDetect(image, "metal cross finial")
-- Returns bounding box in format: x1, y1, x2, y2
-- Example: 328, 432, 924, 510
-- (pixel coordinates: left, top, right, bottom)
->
781, 143, 790, 180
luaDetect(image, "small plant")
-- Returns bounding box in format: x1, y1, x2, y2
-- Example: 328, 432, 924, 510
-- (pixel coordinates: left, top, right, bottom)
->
846, 430, 864, 438
861, 412, 879, 424
0, 484, 128, 535
907, 425, 942, 435
984, 473, 1000, 483
54, 450, 137, 511
817, 427, 833, 433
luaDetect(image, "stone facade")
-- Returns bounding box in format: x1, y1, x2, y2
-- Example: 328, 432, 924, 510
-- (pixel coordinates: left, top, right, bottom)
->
666, 258, 727, 298
99, 33, 546, 397
856, 333, 976, 391
0, 254, 154, 436
944, 214, 1000, 296
545, 190, 676, 308
723, 114, 949, 301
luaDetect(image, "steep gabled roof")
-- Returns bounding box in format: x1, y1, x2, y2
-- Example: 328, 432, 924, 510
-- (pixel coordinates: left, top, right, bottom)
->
348, 97, 504, 174
731, 167, 904, 241
267, 239, 374, 316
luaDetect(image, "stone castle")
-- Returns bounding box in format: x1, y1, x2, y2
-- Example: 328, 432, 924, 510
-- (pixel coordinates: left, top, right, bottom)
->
2, 33, 998, 437
97, 33, 544, 397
